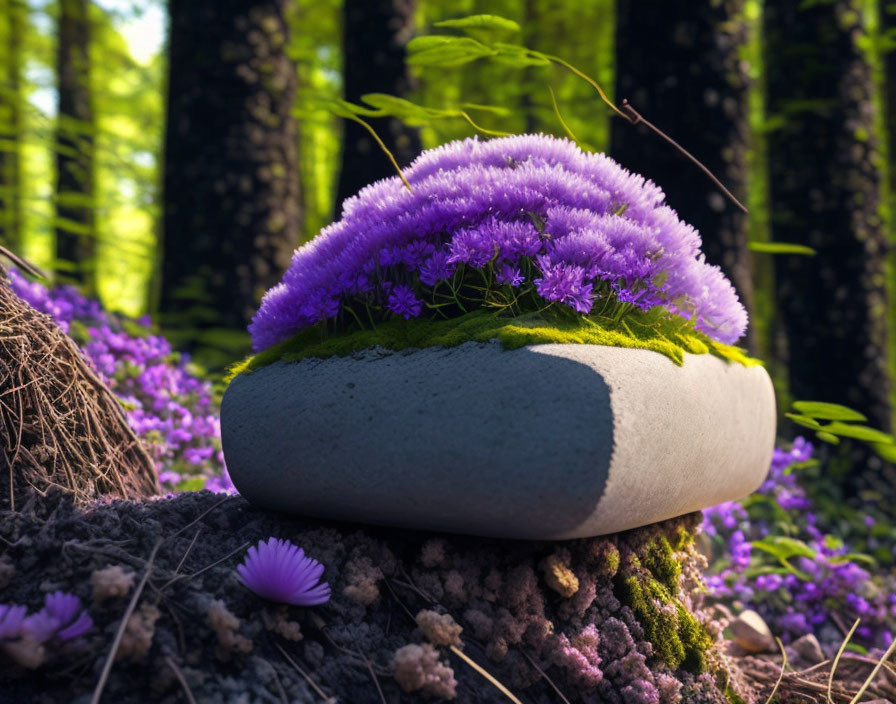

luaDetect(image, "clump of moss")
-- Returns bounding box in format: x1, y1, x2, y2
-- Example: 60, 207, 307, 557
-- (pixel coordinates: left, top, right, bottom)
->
229, 307, 759, 380
616, 531, 714, 674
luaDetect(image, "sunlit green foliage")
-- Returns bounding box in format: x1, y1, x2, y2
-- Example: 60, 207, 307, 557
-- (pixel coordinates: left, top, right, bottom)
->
8, 1, 163, 317
289, 0, 342, 240
90, 3, 163, 315
411, 1, 615, 152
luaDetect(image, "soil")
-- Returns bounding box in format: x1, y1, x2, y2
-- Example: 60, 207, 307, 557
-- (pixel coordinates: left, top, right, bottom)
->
0, 490, 742, 704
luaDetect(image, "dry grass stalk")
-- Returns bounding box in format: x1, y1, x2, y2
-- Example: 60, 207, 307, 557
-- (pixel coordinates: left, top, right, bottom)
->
0, 264, 159, 507
740, 643, 896, 704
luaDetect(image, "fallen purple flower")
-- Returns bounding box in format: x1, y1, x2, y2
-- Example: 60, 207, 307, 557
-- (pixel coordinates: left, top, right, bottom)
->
0, 604, 26, 640
23, 592, 93, 643
237, 538, 331, 606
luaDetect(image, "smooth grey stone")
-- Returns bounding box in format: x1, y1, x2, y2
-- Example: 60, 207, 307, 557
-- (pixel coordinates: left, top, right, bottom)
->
221, 342, 776, 539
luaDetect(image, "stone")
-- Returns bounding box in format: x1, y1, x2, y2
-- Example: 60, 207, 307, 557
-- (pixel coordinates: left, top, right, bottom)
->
730, 609, 776, 654
789, 633, 825, 665
221, 342, 776, 539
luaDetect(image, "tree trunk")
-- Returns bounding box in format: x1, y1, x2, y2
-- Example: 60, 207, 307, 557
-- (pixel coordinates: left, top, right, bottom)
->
335, 0, 420, 210
764, 1, 891, 480
55, 0, 95, 291
610, 0, 756, 352
0, 0, 24, 251
161, 0, 301, 338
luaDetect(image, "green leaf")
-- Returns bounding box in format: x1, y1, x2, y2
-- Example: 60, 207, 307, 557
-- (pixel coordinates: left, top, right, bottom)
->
176, 477, 207, 492
752, 536, 816, 561
490, 43, 553, 67
827, 552, 877, 567
743, 565, 791, 578
815, 431, 840, 444
433, 14, 521, 42
359, 93, 440, 125
872, 442, 896, 462
326, 98, 373, 119
792, 401, 867, 422
458, 102, 512, 116
747, 241, 817, 256
784, 413, 822, 430
822, 422, 894, 444
406, 35, 495, 67
823, 535, 844, 551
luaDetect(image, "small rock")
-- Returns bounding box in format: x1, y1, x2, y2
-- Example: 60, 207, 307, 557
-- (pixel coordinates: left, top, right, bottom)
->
790, 633, 824, 664
730, 610, 776, 654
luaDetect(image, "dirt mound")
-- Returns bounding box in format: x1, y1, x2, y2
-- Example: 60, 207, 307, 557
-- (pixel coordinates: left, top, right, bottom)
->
1, 490, 746, 703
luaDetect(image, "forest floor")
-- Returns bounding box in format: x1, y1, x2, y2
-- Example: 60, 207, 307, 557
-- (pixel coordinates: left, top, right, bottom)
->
0, 489, 892, 704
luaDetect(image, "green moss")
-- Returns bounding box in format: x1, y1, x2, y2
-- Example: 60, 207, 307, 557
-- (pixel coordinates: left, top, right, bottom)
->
616, 534, 713, 674
641, 536, 681, 593
724, 686, 748, 704
228, 307, 760, 381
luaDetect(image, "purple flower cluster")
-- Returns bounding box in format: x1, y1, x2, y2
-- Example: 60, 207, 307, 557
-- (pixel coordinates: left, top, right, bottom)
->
703, 438, 896, 650
0, 592, 92, 644
250, 135, 747, 352
8, 270, 232, 493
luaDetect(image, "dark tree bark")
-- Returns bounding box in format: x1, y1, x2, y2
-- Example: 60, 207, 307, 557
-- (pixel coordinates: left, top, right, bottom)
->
0, 0, 24, 251
335, 0, 420, 210
55, 0, 95, 291
764, 1, 891, 476
610, 0, 756, 352
161, 0, 301, 336
881, 1, 896, 263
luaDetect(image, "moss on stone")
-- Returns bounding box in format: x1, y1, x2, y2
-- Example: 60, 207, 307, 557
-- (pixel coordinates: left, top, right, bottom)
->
616, 531, 713, 674
229, 307, 760, 380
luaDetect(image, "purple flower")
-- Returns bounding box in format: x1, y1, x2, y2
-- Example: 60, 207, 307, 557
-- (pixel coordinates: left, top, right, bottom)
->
237, 538, 331, 606
387, 284, 423, 319
534, 260, 594, 314
0, 604, 26, 640
418, 251, 456, 286
9, 270, 226, 490
249, 135, 748, 351
496, 263, 525, 287
23, 592, 92, 642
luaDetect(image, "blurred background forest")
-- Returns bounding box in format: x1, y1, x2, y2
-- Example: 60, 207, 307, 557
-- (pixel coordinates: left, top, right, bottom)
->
1, 0, 896, 447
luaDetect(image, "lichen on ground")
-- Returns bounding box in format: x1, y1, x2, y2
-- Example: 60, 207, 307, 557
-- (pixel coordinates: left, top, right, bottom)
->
229, 307, 759, 380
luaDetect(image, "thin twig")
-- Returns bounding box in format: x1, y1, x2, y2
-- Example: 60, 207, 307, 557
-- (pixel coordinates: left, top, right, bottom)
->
172, 527, 203, 575
449, 645, 524, 704
274, 641, 332, 702
848, 635, 896, 704
548, 86, 579, 144
164, 655, 198, 704
829, 618, 861, 703
167, 495, 233, 541
619, 99, 748, 213
90, 540, 162, 704
765, 637, 788, 704
520, 648, 572, 704
346, 114, 412, 192
160, 541, 250, 591
361, 649, 387, 704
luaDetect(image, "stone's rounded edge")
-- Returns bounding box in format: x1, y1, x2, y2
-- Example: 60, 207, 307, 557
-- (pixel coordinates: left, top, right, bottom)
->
540, 344, 776, 538
221, 342, 777, 540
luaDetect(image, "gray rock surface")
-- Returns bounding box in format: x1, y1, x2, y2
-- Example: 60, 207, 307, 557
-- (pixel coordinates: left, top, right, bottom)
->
221, 342, 776, 539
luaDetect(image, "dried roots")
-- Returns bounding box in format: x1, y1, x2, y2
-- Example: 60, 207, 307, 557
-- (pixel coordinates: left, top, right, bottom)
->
0, 265, 159, 508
